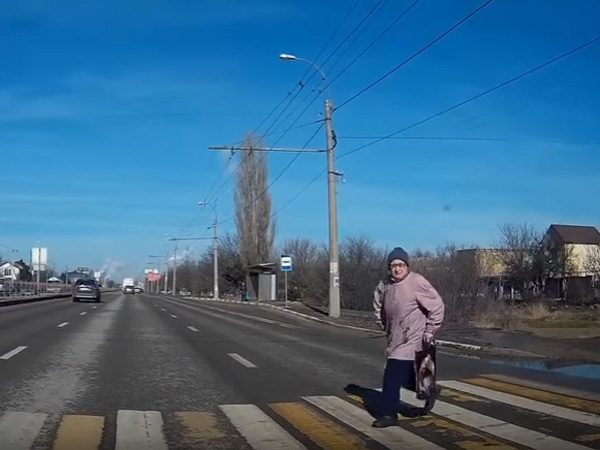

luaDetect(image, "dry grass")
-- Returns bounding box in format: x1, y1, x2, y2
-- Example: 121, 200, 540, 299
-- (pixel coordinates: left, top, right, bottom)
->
472, 301, 599, 332
522, 303, 551, 320
473, 309, 517, 330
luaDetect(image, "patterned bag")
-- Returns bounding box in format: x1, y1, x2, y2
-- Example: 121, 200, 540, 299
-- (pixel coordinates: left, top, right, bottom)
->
414, 341, 437, 409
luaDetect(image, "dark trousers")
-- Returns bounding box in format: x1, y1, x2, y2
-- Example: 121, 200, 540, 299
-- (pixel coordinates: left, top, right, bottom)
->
380, 358, 415, 417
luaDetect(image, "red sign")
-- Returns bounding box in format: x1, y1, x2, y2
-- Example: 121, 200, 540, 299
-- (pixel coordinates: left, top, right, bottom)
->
148, 272, 161, 282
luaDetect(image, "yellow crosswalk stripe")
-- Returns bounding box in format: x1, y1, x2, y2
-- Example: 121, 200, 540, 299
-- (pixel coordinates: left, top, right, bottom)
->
52, 415, 104, 450
462, 377, 600, 414
410, 416, 519, 450
270, 401, 368, 450
481, 374, 600, 402
175, 411, 225, 445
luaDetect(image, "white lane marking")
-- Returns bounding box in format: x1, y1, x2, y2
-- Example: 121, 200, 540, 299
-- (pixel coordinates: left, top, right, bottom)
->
198, 303, 302, 328
438, 350, 481, 359
220, 404, 306, 450
304, 396, 441, 449
439, 380, 598, 426
170, 315, 178, 319
0, 411, 48, 450
227, 353, 257, 368
115, 410, 168, 450
0, 346, 28, 360
80, 312, 87, 316
92, 306, 97, 309
400, 388, 590, 450
186, 326, 199, 332
57, 322, 69, 328
160, 308, 166, 312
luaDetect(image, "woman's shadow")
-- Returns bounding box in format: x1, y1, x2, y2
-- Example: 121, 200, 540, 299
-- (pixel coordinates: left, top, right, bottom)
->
343, 383, 433, 419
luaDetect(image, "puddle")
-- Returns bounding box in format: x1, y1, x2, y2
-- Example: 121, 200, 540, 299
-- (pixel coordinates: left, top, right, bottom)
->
487, 358, 600, 380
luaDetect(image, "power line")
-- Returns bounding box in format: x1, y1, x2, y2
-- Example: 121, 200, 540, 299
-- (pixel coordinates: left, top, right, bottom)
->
265, 0, 389, 138
320, 0, 387, 75
338, 135, 511, 142
323, 0, 389, 77
203, 1, 362, 206
334, 0, 495, 112
324, 0, 421, 90
338, 33, 600, 160
218, 123, 324, 226
273, 167, 326, 218
215, 102, 325, 203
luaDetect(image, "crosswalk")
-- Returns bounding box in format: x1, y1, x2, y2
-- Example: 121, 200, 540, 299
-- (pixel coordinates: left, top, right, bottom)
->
1, 374, 598, 450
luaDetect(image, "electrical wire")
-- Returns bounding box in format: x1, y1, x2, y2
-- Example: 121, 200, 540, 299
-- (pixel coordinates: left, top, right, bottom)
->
338, 33, 600, 160
334, 0, 495, 112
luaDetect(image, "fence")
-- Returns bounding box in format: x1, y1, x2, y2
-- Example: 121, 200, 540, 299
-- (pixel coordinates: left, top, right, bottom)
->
0, 281, 71, 298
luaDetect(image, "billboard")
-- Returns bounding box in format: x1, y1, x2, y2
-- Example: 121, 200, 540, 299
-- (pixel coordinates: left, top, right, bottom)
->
31, 247, 48, 271
148, 271, 161, 282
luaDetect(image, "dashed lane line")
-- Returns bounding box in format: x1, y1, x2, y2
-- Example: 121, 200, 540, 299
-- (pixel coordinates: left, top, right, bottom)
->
0, 346, 28, 360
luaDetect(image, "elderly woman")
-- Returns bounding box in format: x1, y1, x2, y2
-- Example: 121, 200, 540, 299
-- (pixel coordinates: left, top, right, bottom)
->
372, 247, 445, 428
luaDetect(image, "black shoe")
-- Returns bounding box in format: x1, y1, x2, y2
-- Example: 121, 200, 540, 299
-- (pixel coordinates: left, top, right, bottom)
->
372, 416, 398, 428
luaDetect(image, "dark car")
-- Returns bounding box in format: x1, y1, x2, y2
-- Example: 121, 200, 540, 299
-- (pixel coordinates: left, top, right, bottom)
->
72, 278, 101, 303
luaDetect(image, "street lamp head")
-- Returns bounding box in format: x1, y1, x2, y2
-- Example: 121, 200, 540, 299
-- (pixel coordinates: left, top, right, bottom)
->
197, 201, 207, 207
279, 53, 297, 61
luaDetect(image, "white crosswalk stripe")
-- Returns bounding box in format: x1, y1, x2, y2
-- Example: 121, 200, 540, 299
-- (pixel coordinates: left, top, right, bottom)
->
439, 380, 598, 426
0, 378, 598, 449
220, 404, 307, 449
304, 395, 443, 449
401, 387, 592, 450
115, 410, 168, 450
0, 411, 47, 450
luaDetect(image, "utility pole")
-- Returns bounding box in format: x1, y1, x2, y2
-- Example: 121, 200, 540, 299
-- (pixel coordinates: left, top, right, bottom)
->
168, 237, 213, 296
210, 52, 342, 318
212, 219, 218, 301
199, 201, 219, 301
172, 242, 177, 295
149, 254, 168, 294
164, 260, 169, 293
325, 99, 340, 318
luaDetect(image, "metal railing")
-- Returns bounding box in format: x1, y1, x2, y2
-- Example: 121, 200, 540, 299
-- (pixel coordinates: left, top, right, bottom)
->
0, 281, 70, 298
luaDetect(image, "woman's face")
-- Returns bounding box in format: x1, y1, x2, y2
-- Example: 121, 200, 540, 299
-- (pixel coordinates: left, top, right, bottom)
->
389, 259, 409, 282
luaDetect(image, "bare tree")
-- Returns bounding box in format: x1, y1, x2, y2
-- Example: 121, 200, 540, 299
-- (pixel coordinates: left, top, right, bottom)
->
413, 243, 486, 324
218, 232, 246, 296
535, 240, 576, 299
584, 245, 600, 298
234, 134, 276, 267
339, 235, 387, 310
497, 223, 542, 299
280, 238, 327, 305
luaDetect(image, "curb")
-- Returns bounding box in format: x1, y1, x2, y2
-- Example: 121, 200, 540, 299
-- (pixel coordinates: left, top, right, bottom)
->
190, 296, 484, 351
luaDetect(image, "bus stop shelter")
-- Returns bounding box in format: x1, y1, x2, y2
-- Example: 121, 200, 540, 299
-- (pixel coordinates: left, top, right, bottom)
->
245, 263, 277, 302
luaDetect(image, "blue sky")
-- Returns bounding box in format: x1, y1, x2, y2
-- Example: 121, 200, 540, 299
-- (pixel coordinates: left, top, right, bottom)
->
1, 0, 599, 280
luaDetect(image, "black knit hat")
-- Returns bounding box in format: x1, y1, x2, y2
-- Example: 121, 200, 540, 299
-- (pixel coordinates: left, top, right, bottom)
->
387, 247, 409, 265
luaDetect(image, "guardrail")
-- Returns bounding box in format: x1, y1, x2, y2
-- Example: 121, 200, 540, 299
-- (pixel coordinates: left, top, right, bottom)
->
0, 281, 71, 297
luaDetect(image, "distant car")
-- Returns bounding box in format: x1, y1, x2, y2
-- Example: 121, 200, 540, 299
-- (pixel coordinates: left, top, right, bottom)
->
72, 278, 101, 303
124, 286, 135, 294
134, 286, 143, 293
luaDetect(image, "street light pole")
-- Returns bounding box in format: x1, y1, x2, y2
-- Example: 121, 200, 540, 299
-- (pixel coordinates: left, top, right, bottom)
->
280, 53, 341, 318
172, 242, 177, 295
149, 254, 168, 294
198, 201, 219, 301
168, 236, 214, 297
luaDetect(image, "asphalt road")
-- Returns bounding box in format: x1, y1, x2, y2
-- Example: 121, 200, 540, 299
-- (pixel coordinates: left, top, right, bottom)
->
0, 293, 598, 450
